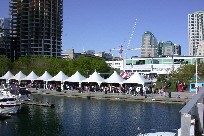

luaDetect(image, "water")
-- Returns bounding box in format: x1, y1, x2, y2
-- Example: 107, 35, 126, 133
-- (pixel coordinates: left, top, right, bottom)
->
0, 95, 183, 136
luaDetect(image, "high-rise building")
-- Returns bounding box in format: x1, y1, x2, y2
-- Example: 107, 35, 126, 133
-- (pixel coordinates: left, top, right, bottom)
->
157, 41, 181, 57
0, 18, 11, 56
141, 31, 158, 57
174, 44, 181, 55
162, 41, 175, 56
9, 0, 63, 61
188, 11, 204, 56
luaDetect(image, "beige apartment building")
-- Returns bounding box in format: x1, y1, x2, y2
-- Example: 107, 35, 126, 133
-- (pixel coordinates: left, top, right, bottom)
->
188, 11, 204, 56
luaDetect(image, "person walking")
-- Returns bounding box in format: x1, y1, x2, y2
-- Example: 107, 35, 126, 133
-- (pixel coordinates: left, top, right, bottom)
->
163, 86, 166, 97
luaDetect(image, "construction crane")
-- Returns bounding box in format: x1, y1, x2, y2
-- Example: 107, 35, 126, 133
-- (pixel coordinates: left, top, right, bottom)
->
110, 45, 157, 59
109, 45, 124, 59
109, 18, 157, 59
125, 47, 143, 58
110, 19, 138, 59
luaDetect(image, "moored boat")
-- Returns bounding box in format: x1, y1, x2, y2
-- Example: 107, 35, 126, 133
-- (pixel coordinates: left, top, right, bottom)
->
0, 90, 21, 114
141, 132, 176, 136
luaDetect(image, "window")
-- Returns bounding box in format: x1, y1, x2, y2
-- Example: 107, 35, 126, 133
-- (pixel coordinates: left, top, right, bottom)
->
191, 84, 195, 89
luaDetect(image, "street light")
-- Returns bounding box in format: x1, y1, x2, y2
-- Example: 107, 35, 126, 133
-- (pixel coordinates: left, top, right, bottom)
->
131, 57, 133, 73
195, 54, 198, 94
172, 54, 174, 71
196, 42, 204, 94
195, 45, 199, 94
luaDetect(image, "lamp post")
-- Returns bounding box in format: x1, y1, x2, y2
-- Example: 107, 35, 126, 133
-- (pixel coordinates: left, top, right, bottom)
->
131, 57, 133, 73
196, 55, 198, 94
195, 46, 198, 94
172, 46, 175, 71
151, 57, 153, 72
172, 54, 174, 71
195, 43, 204, 94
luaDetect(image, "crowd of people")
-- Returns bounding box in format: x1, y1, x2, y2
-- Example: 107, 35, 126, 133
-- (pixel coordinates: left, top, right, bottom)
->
62, 83, 169, 97
0, 80, 173, 97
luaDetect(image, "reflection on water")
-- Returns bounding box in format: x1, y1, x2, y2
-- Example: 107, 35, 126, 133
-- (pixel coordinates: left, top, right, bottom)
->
0, 95, 183, 136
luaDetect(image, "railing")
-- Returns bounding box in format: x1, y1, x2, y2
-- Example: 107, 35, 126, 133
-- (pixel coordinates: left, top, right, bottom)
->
179, 87, 204, 136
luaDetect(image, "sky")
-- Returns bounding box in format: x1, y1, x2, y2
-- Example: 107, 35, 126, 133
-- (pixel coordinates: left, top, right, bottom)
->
0, 0, 204, 58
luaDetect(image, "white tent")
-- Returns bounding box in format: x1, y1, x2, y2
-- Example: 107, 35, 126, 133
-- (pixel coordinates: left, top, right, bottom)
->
35, 71, 53, 81
123, 72, 151, 85
35, 71, 53, 89
21, 71, 39, 81
81, 71, 104, 85
9, 71, 26, 81
0, 71, 14, 80
104, 71, 125, 84
64, 71, 86, 82
47, 71, 69, 82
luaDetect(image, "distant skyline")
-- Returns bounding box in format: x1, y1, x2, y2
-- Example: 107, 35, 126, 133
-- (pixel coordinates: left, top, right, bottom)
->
0, 0, 204, 58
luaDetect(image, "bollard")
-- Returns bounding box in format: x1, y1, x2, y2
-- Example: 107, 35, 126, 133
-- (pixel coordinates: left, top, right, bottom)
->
181, 113, 191, 136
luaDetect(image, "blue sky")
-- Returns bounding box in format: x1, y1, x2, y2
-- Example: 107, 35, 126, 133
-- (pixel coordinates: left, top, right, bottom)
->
0, 0, 204, 58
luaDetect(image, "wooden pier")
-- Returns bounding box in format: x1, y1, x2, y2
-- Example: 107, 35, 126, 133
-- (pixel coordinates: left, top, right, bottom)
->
19, 101, 55, 108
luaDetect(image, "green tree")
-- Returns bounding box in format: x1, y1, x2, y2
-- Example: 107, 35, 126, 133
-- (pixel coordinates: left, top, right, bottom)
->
30, 56, 70, 76
197, 61, 204, 78
69, 56, 113, 77
12, 56, 32, 75
5, 55, 113, 78
169, 64, 195, 83
70, 56, 95, 77
30, 56, 53, 76
0, 55, 12, 76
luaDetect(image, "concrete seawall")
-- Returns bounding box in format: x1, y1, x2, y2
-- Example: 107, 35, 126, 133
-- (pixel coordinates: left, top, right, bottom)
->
28, 88, 195, 104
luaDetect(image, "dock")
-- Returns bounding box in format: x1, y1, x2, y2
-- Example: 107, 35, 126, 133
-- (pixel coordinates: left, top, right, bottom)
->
19, 101, 55, 108
28, 88, 194, 104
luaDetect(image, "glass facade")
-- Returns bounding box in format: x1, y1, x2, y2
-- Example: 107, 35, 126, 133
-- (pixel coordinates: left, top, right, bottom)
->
141, 31, 158, 57
125, 57, 204, 65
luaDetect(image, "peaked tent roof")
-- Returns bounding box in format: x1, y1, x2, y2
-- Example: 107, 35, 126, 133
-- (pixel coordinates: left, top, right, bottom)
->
64, 71, 86, 82
123, 72, 151, 85
47, 71, 69, 82
0, 71, 14, 79
21, 71, 39, 81
35, 71, 53, 81
9, 71, 26, 80
81, 71, 104, 83
104, 71, 125, 84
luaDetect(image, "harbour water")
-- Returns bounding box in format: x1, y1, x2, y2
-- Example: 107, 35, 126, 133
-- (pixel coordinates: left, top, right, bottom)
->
0, 95, 183, 136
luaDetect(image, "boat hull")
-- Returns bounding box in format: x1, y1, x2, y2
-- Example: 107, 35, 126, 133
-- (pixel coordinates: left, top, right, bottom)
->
0, 105, 21, 114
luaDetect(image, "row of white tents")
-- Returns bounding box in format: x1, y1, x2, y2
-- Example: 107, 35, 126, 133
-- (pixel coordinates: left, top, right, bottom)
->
0, 70, 151, 85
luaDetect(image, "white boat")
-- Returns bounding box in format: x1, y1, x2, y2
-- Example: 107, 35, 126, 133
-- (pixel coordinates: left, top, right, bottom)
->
0, 90, 21, 114
141, 132, 176, 136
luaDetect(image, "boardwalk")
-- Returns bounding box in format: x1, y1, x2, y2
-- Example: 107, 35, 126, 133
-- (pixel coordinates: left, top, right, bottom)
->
28, 88, 195, 104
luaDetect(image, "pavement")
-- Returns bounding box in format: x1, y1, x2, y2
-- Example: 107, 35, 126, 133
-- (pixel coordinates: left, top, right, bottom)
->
28, 88, 196, 104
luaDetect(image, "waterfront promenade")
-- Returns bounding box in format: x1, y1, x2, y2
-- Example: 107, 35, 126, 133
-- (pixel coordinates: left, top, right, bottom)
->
28, 88, 195, 104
